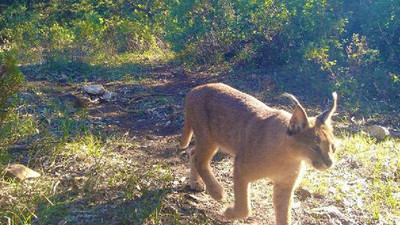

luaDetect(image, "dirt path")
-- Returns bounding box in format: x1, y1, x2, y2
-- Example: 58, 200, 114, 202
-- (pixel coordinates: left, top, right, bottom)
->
14, 64, 359, 225
50, 65, 282, 224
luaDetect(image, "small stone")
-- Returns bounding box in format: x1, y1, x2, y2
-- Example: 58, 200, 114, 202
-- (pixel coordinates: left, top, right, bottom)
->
5, 164, 41, 181
367, 125, 390, 141
102, 91, 117, 101
83, 85, 106, 95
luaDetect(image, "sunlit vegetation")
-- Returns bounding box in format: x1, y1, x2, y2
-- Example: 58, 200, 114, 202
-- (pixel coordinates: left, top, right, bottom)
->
1, 0, 399, 224
300, 133, 400, 224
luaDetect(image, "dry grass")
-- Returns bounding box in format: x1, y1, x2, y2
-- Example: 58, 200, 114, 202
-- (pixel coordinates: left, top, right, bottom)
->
0, 69, 399, 225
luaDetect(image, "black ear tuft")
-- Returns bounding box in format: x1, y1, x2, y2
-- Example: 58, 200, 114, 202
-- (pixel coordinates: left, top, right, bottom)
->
316, 92, 337, 125
317, 109, 330, 124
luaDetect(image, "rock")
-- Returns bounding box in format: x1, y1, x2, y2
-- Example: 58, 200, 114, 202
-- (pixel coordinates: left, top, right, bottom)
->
102, 91, 117, 101
83, 85, 106, 95
5, 164, 41, 181
367, 125, 390, 141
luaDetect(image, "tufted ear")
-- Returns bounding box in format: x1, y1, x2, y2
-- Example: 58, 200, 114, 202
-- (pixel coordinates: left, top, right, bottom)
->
282, 93, 309, 136
316, 92, 337, 126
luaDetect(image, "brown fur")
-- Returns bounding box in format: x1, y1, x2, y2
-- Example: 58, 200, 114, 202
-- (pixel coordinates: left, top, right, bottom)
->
180, 83, 338, 225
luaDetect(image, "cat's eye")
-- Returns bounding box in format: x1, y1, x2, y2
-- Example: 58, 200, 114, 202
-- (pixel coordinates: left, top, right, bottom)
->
311, 146, 321, 154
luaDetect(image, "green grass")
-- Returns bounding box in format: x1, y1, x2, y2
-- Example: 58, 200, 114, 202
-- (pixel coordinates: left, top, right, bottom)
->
0, 85, 181, 225
0, 109, 37, 148
0, 130, 177, 224
299, 133, 400, 224
63, 133, 103, 157
2, 71, 399, 224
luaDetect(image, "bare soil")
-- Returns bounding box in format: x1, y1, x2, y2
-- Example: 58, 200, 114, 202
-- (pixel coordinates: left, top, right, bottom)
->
16, 64, 365, 225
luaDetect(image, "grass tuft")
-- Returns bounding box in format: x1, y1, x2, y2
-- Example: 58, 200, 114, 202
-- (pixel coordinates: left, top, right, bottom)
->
299, 132, 400, 224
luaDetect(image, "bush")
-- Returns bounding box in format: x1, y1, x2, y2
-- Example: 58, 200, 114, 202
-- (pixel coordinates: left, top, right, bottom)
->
0, 0, 168, 66
164, 0, 400, 106
0, 0, 399, 107
0, 50, 24, 123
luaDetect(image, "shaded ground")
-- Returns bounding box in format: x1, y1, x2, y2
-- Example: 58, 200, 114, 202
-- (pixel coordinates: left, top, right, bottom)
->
2, 63, 399, 225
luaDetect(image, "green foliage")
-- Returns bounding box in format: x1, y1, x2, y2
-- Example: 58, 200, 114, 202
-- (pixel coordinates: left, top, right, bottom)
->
0, 0, 169, 66
0, 149, 10, 166
0, 0, 400, 107
165, 0, 290, 66
164, 0, 400, 106
0, 51, 24, 123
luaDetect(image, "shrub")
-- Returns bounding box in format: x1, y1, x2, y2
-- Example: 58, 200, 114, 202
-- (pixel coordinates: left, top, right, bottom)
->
0, 50, 24, 123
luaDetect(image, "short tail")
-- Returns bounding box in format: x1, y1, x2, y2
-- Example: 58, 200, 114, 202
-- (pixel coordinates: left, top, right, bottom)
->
180, 113, 193, 148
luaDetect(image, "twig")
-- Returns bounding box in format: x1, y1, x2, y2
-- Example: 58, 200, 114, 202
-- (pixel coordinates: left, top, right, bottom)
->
52, 180, 61, 195
41, 193, 54, 206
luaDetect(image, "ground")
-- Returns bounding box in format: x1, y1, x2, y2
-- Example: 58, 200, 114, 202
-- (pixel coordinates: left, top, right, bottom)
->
0, 63, 399, 225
